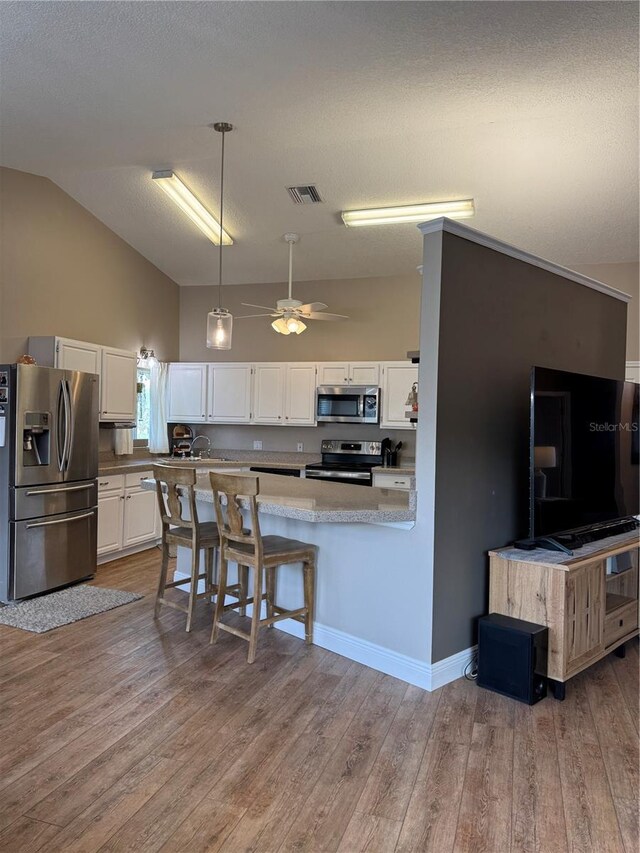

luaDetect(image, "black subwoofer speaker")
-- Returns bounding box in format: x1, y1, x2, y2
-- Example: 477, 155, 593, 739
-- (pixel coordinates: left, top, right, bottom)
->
477, 613, 548, 704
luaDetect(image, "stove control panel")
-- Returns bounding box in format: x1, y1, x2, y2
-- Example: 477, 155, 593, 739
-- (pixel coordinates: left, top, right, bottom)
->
320, 440, 382, 456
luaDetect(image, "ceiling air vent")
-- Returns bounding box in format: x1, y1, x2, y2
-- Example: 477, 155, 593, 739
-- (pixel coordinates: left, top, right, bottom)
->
286, 185, 323, 204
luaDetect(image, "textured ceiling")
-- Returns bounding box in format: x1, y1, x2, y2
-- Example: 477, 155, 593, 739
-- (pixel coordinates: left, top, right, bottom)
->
1, 1, 638, 286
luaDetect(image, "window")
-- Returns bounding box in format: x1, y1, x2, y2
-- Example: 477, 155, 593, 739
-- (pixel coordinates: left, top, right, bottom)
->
134, 367, 151, 443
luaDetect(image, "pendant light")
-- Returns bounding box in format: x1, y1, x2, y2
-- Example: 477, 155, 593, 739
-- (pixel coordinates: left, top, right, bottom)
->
206, 122, 234, 349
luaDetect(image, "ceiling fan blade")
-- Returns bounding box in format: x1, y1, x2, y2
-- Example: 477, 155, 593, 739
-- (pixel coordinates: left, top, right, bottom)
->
236, 313, 276, 319
306, 312, 350, 321
241, 302, 278, 312
297, 302, 328, 313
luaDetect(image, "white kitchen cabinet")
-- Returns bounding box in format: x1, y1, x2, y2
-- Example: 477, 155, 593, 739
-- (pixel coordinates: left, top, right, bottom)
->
29, 336, 137, 421
208, 364, 253, 423
100, 347, 137, 421
349, 362, 380, 385
168, 363, 208, 423
381, 362, 419, 429
317, 363, 349, 385
285, 364, 317, 425
372, 471, 413, 490
317, 362, 379, 386
253, 364, 286, 424
123, 486, 161, 547
98, 471, 160, 560
97, 489, 125, 556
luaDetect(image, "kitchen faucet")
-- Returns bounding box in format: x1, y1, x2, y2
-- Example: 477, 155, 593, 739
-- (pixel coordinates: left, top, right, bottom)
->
190, 434, 211, 459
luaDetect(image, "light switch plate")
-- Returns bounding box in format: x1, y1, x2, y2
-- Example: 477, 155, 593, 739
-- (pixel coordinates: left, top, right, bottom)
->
297, 442, 304, 452
253, 440, 263, 450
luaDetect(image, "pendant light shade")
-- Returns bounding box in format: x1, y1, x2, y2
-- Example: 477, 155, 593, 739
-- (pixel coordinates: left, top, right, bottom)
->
207, 122, 234, 350
207, 307, 233, 349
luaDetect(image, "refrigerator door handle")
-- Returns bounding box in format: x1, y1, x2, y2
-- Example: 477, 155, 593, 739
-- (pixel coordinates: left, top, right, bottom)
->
56, 380, 66, 472
63, 379, 73, 472
25, 484, 94, 496
25, 510, 95, 530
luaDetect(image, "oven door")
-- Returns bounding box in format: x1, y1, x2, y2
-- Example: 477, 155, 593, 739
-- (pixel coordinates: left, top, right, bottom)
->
305, 468, 372, 486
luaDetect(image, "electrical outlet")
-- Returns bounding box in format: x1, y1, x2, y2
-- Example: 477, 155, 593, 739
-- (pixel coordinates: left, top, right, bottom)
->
297, 442, 304, 452
253, 440, 263, 450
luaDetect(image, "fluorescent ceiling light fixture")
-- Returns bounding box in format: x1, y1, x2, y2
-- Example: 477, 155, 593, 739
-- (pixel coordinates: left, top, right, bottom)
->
341, 198, 475, 228
152, 170, 233, 245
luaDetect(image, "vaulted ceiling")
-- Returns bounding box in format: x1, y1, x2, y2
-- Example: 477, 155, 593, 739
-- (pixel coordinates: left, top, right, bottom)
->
1, 1, 637, 285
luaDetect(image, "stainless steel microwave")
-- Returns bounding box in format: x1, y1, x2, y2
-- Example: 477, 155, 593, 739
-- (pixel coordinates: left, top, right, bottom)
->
315, 385, 380, 424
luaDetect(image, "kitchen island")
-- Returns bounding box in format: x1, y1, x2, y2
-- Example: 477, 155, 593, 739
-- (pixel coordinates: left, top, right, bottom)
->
140, 470, 432, 688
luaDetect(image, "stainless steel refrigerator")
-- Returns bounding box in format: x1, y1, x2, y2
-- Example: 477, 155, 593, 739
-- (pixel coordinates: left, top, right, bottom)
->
0, 364, 99, 602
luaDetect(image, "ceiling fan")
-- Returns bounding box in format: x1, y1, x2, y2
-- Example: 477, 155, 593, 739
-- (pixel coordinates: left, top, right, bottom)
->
237, 233, 349, 335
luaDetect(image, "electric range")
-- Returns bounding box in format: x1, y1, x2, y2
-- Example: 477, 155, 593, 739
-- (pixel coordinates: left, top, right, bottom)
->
305, 439, 389, 487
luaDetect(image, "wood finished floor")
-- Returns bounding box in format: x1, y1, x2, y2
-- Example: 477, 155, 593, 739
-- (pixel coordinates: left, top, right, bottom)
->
0, 549, 637, 853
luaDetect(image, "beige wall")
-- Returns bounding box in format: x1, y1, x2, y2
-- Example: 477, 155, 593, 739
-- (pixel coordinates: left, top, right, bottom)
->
0, 167, 180, 363
573, 262, 639, 362
179, 275, 421, 362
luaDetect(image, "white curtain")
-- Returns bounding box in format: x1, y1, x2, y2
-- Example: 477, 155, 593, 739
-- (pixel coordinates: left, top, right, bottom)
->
114, 428, 133, 456
149, 361, 170, 454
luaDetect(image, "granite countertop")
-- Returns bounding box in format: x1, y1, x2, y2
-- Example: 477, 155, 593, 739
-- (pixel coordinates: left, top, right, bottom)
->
98, 451, 320, 477
141, 471, 416, 525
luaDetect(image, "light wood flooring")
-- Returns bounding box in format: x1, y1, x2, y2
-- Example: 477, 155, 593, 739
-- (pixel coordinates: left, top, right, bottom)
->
0, 549, 637, 853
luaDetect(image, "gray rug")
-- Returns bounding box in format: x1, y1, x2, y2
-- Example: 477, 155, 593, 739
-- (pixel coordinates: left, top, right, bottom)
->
0, 585, 143, 633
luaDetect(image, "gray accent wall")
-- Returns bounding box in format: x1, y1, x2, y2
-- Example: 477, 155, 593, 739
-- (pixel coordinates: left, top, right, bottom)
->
430, 231, 628, 663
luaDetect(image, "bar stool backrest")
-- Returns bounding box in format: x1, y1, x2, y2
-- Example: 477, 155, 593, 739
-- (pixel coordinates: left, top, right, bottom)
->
153, 465, 199, 533
209, 473, 262, 563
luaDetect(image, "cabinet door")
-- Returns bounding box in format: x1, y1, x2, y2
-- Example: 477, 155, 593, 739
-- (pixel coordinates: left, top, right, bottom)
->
100, 347, 137, 421
123, 488, 160, 547
253, 364, 286, 424
285, 364, 317, 425
565, 561, 604, 672
57, 339, 101, 375
381, 363, 418, 429
208, 364, 252, 423
317, 363, 349, 386
349, 362, 380, 386
167, 364, 208, 423
97, 491, 124, 555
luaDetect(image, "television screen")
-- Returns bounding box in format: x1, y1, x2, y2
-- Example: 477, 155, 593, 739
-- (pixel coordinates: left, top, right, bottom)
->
530, 367, 639, 538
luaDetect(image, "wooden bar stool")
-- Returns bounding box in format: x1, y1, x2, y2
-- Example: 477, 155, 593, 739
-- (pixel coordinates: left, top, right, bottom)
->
209, 472, 317, 663
152, 464, 223, 632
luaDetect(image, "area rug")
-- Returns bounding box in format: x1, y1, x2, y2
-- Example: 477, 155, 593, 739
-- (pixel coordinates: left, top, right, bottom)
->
0, 585, 143, 633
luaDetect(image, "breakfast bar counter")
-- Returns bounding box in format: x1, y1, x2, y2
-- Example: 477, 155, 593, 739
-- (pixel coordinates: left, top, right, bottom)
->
142, 470, 415, 525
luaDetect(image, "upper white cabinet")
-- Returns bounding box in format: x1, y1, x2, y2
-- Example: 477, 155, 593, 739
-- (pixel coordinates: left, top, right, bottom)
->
317, 362, 379, 386
100, 347, 137, 422
253, 364, 286, 424
285, 364, 317, 425
29, 336, 136, 422
381, 362, 419, 429
208, 364, 253, 423
167, 363, 208, 423
57, 339, 102, 375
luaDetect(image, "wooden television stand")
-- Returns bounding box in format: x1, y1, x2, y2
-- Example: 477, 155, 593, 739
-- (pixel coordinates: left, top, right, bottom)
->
489, 530, 639, 700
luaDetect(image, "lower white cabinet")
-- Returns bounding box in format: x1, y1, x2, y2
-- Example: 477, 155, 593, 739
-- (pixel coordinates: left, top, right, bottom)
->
372, 471, 413, 490
381, 362, 419, 429
98, 471, 161, 559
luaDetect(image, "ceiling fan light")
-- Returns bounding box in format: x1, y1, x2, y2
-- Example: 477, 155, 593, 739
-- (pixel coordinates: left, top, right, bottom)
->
341, 198, 475, 227
286, 317, 306, 334
271, 318, 291, 335
207, 308, 233, 349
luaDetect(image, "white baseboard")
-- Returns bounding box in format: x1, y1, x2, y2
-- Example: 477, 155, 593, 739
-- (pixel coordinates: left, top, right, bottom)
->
172, 569, 475, 691
98, 539, 160, 566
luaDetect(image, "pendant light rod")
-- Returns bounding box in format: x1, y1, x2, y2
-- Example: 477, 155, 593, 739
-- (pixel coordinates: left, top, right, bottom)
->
284, 232, 299, 301
213, 122, 233, 310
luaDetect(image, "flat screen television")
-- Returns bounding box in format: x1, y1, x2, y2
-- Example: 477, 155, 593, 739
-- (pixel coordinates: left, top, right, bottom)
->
530, 367, 639, 539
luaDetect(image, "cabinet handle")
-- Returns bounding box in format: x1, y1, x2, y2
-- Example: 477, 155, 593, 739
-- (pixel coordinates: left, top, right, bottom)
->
126, 495, 132, 500
120, 496, 125, 500
99, 481, 109, 486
